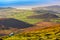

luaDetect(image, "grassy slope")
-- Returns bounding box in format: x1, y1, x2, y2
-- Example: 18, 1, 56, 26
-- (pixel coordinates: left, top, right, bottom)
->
6, 10, 43, 24
3, 23, 60, 40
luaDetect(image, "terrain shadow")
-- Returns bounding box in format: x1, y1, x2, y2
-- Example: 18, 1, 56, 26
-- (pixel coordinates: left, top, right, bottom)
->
0, 18, 33, 29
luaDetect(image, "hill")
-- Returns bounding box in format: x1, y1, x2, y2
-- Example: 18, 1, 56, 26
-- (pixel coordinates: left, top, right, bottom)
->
33, 5, 60, 13
0, 6, 60, 24
0, 18, 33, 29
45, 5, 60, 9
0, 7, 16, 18
0, 18, 33, 36
32, 5, 60, 17
0, 7, 15, 9
3, 22, 60, 40
23, 22, 60, 33
27, 13, 59, 19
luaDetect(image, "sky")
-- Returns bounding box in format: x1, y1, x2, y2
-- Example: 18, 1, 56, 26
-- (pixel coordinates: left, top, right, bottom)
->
0, 0, 60, 7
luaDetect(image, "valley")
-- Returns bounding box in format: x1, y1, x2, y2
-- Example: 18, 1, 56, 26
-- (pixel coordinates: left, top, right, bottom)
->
0, 5, 60, 40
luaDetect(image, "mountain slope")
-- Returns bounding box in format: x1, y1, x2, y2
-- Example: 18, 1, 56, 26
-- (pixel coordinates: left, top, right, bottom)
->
33, 5, 60, 13
0, 18, 33, 29
3, 22, 60, 40
0, 18, 33, 36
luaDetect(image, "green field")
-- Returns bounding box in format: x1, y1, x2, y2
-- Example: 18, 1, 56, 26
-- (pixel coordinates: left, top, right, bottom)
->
5, 10, 60, 24
5, 10, 43, 24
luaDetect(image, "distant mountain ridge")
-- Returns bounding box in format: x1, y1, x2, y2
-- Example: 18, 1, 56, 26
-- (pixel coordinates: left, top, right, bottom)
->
0, 7, 15, 9
33, 5, 60, 12
45, 5, 60, 8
